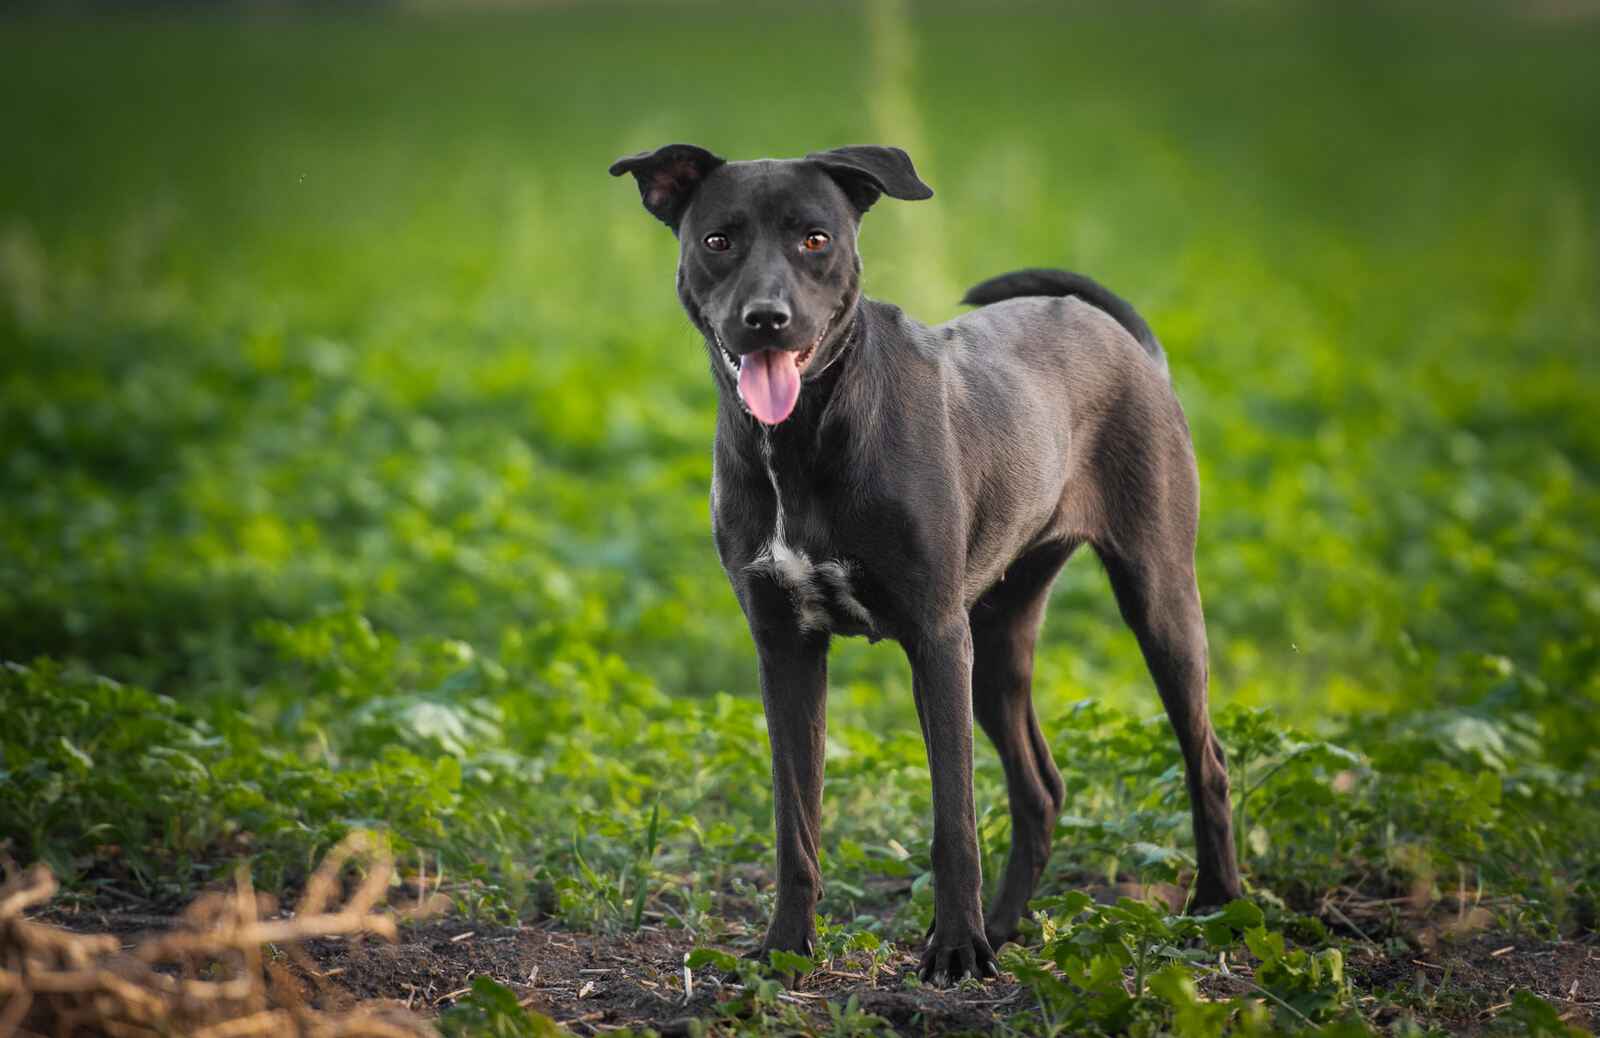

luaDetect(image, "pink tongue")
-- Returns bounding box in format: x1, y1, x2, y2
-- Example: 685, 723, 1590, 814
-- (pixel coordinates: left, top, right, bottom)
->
737, 349, 801, 425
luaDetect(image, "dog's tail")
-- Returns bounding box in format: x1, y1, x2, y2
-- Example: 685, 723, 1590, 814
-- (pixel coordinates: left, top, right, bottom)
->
961, 268, 1167, 375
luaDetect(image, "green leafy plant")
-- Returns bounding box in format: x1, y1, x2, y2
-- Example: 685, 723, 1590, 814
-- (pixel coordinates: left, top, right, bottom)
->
438, 976, 567, 1038
1004, 893, 1364, 1036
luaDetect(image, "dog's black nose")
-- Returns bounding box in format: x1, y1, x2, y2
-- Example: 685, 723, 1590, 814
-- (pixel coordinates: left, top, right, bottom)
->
742, 302, 791, 331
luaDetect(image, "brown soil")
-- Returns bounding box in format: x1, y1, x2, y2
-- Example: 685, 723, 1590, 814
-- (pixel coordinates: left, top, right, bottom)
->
1348, 934, 1600, 1035
32, 903, 1599, 1035
294, 920, 1030, 1035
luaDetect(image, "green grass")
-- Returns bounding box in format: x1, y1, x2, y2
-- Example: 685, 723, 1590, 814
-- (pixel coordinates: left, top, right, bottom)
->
1, 3, 1597, 1035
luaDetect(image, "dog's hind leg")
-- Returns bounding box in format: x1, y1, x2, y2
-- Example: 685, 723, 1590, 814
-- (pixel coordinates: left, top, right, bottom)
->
969, 541, 1074, 948
1097, 502, 1244, 909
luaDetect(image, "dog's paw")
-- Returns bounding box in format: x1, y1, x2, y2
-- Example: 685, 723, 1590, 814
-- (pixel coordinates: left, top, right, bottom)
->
918, 928, 1000, 987
750, 927, 816, 987
752, 927, 815, 961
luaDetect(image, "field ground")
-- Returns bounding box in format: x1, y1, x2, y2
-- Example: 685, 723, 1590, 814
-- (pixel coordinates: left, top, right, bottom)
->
28, 900, 1600, 1034
2, 2, 1598, 1035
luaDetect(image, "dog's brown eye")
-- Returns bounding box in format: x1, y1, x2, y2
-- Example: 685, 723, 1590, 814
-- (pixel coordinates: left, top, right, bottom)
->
703, 233, 731, 252
802, 231, 830, 252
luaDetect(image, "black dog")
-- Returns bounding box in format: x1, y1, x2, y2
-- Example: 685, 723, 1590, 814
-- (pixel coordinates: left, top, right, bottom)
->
610, 144, 1243, 985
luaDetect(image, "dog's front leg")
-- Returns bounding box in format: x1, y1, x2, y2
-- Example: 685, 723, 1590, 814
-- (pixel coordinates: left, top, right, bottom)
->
907, 617, 1000, 985
748, 587, 830, 962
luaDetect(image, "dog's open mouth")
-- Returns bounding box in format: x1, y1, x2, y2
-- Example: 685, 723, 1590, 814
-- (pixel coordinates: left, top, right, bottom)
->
719, 329, 824, 426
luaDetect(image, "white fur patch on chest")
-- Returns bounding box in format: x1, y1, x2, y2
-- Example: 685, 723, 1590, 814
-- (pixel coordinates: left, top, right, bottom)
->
755, 538, 876, 634
749, 432, 877, 636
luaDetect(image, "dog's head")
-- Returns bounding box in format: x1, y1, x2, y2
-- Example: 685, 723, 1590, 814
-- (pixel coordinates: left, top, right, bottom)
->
609, 145, 932, 425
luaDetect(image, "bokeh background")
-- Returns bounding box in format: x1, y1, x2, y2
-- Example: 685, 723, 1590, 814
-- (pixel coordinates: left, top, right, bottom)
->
2, 0, 1597, 984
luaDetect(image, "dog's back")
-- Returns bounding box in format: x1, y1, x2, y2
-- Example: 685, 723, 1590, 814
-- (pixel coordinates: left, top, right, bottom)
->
960, 267, 1168, 376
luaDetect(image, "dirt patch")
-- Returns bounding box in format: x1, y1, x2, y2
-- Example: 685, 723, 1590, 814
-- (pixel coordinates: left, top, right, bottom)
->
1349, 934, 1599, 1035
301, 921, 700, 1027
293, 919, 1030, 1034
29, 893, 1033, 1034
255, 920, 1600, 1035
31, 901, 1599, 1035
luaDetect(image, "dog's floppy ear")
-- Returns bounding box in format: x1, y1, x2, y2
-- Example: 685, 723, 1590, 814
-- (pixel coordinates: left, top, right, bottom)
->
806, 145, 933, 214
608, 144, 725, 232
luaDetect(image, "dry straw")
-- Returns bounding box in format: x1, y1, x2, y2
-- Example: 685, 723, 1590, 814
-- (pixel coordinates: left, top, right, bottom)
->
0, 833, 441, 1038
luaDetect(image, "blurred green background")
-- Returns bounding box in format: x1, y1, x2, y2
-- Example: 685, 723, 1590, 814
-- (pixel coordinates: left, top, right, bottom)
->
1, 0, 1596, 934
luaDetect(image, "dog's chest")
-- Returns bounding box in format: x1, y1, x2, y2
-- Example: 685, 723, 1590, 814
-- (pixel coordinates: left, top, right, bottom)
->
746, 437, 880, 640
